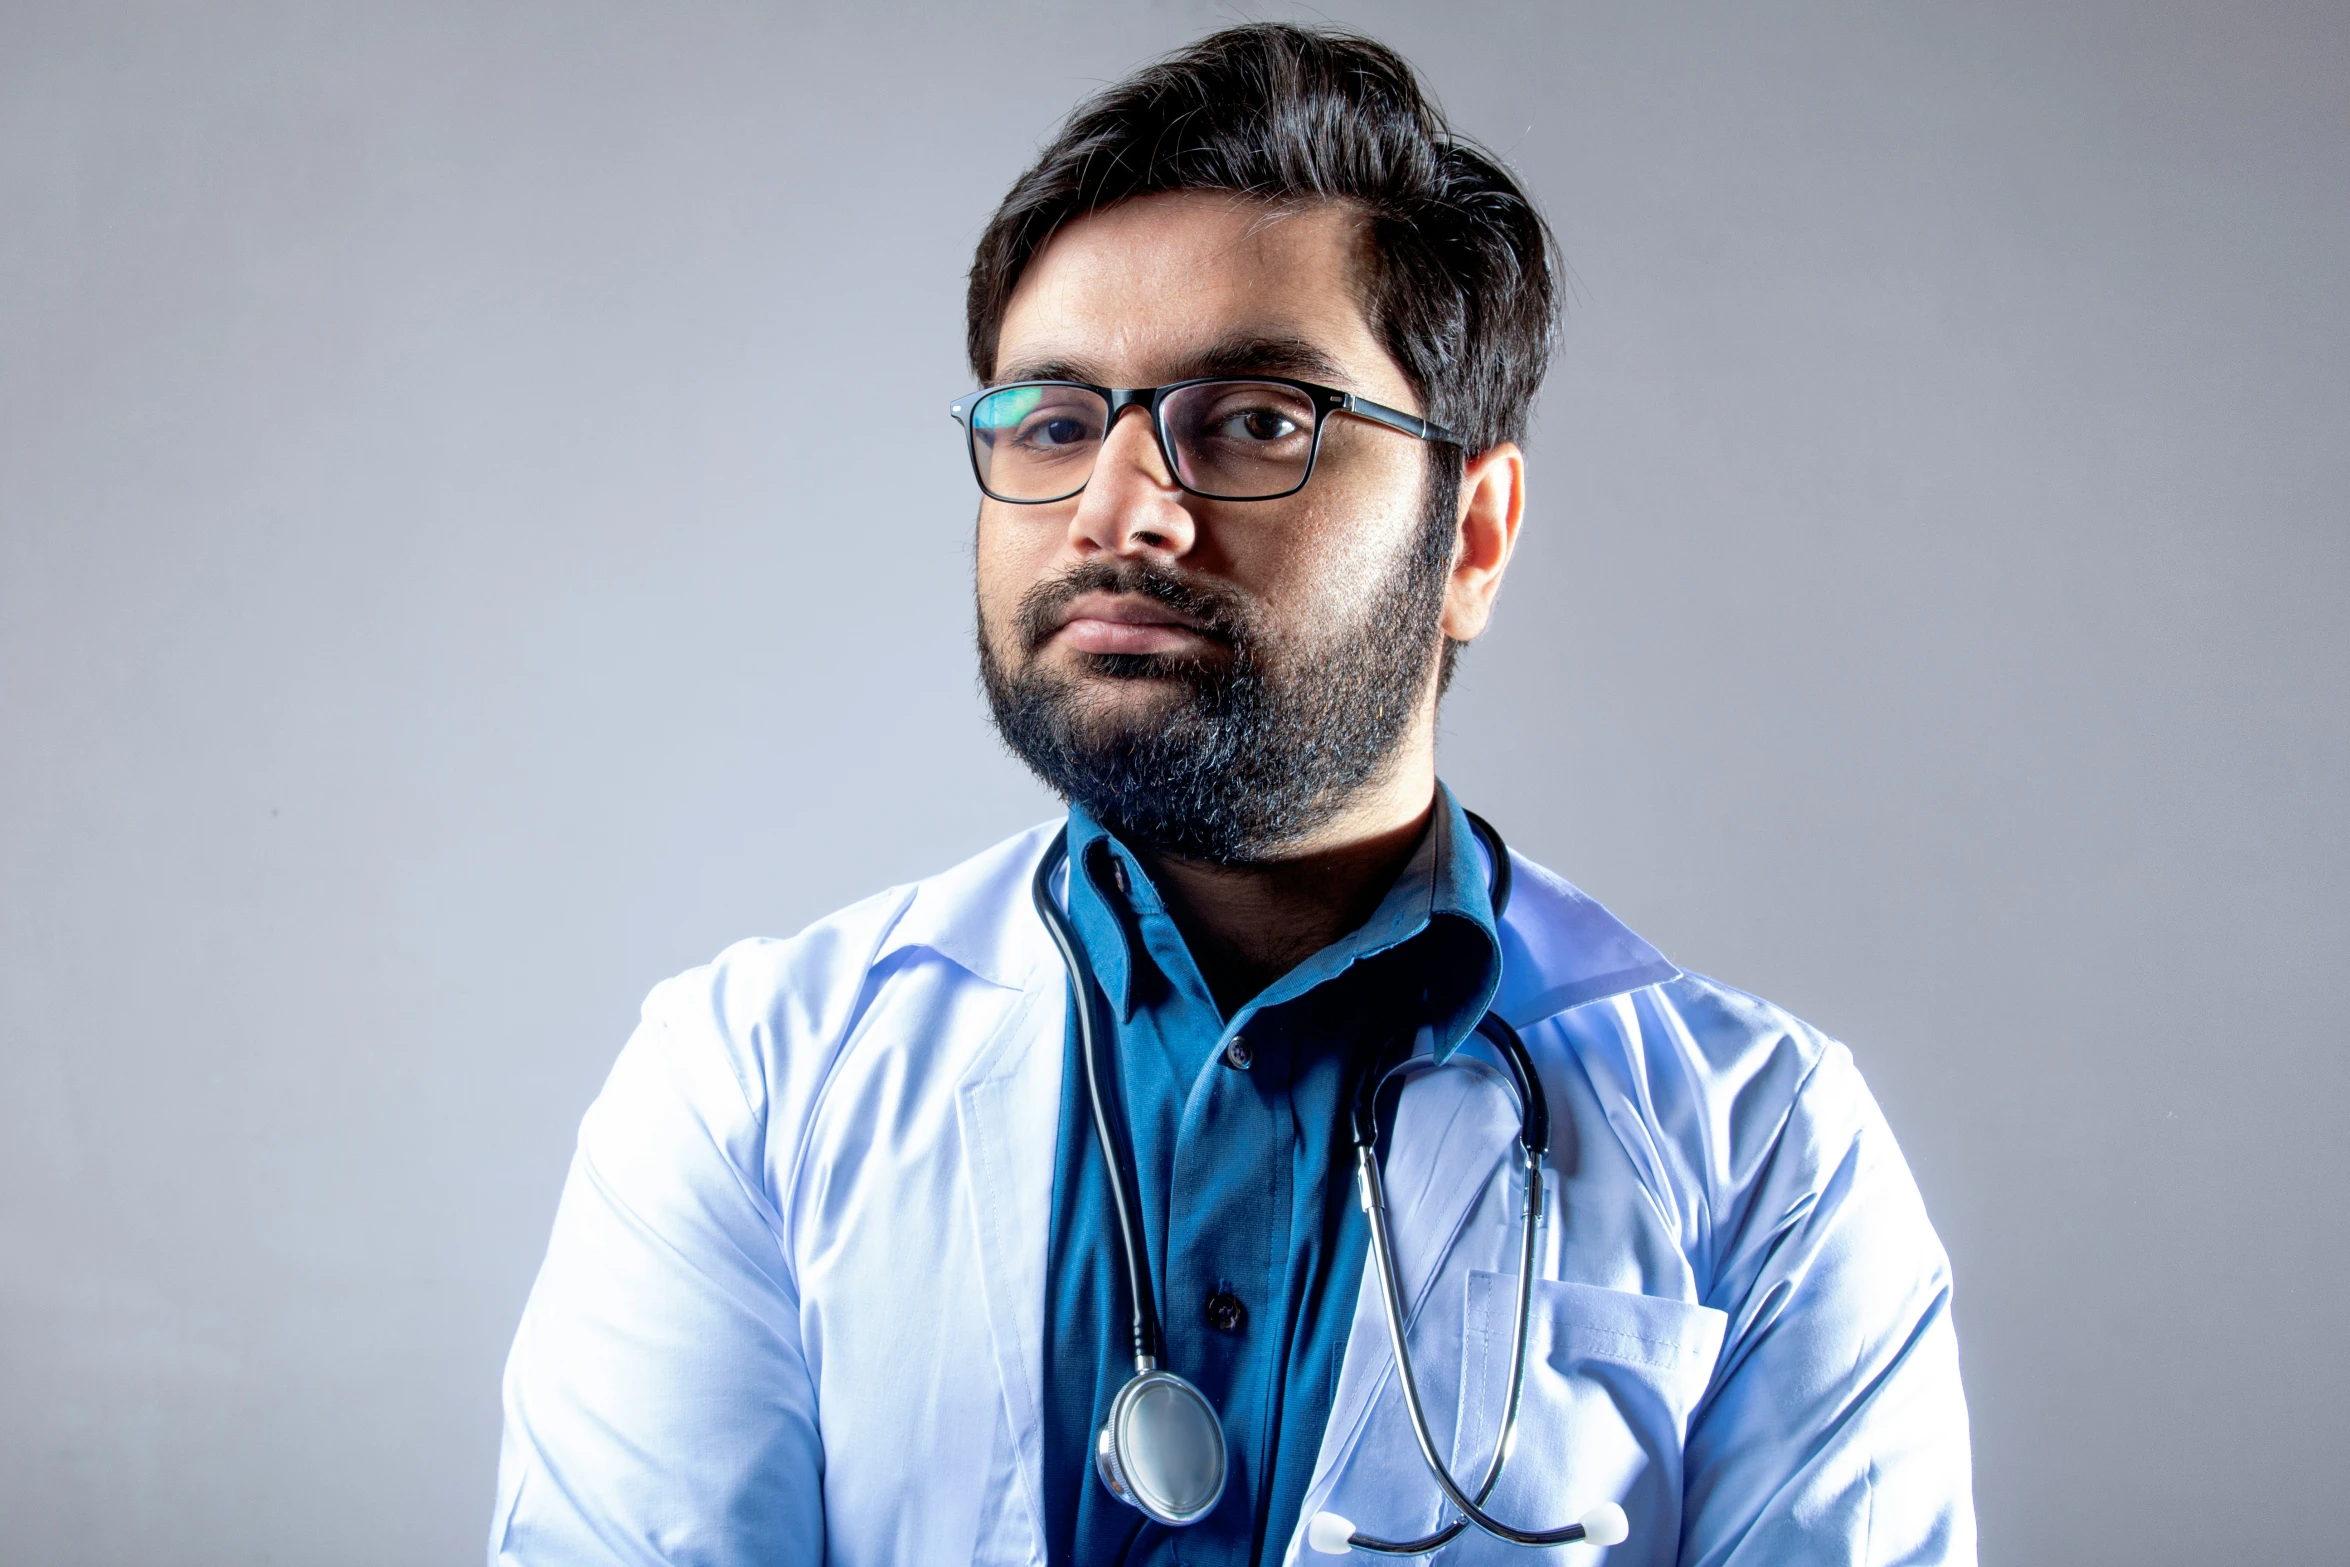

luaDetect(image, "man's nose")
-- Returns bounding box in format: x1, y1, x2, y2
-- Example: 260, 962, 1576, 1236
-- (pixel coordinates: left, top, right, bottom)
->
1065, 405, 1197, 558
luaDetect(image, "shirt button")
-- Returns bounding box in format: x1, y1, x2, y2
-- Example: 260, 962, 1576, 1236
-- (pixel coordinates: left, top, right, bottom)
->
1204, 1290, 1246, 1333
1223, 1037, 1253, 1070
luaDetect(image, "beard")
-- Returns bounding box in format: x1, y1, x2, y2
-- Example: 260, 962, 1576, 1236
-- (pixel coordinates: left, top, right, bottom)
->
978, 468, 1459, 865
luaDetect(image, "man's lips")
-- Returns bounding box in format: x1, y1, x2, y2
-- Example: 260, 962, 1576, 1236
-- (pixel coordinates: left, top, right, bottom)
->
1048, 592, 1217, 657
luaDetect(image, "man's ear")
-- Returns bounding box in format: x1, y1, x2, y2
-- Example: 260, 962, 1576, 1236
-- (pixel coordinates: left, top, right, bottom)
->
1440, 443, 1525, 643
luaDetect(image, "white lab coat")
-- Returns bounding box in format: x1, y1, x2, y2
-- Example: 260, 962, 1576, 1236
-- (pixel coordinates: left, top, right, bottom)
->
492, 822, 1974, 1565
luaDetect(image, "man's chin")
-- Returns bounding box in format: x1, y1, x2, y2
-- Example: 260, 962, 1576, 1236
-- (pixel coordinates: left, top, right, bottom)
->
1038, 669, 1197, 736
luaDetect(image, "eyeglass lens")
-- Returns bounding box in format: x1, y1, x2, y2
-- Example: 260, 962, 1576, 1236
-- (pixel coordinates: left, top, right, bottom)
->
967, 381, 1322, 502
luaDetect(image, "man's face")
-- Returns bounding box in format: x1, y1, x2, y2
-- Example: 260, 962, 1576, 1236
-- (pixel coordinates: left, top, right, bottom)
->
974, 190, 1456, 862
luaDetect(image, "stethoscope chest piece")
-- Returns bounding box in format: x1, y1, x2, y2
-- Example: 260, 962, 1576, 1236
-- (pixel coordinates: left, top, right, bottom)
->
1096, 1366, 1227, 1527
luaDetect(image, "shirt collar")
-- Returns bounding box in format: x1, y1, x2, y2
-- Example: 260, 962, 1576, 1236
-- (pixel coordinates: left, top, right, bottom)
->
875, 811, 1678, 1034
1059, 804, 1143, 1019
1061, 784, 1503, 1060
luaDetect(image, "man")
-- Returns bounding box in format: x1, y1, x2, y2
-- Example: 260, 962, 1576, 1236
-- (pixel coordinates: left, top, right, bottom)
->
491, 25, 1973, 1567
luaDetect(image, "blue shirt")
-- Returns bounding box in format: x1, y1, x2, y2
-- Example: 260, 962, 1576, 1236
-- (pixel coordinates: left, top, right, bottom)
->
1040, 787, 1503, 1566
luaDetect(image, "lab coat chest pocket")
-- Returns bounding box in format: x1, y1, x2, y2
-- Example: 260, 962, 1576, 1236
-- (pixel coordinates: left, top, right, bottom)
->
1448, 1275, 1726, 1565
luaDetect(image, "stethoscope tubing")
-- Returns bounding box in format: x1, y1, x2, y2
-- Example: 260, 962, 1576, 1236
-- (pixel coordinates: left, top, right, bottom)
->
1344, 1008, 1599, 1552
1032, 810, 1606, 1551
1031, 835, 1160, 1371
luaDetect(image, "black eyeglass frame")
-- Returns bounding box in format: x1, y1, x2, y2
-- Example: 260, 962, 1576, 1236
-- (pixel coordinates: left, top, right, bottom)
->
947, 377, 1465, 504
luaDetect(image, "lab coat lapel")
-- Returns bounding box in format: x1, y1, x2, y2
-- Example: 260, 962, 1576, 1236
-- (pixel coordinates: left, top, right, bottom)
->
951, 973, 1066, 1557
1287, 1044, 1524, 1561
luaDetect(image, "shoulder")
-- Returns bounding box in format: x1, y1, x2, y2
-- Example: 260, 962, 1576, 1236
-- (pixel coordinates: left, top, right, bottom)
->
1492, 842, 1869, 1150
1656, 969, 1894, 1180
1595, 969, 1851, 1130
1585, 972, 1938, 1297
1494, 846, 1923, 1280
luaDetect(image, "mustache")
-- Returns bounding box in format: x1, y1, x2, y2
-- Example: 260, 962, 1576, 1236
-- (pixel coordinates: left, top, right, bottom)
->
1013, 559, 1256, 656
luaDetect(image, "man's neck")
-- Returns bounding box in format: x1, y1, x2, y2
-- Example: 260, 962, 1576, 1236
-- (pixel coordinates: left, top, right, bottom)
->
1130, 770, 1437, 1017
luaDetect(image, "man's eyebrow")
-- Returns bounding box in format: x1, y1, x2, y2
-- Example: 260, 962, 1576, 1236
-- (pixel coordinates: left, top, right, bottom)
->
1184, 335, 1349, 385
991, 335, 1353, 390
995, 357, 1093, 385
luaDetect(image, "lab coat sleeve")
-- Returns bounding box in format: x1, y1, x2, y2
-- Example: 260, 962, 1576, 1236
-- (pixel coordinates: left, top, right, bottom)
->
1677, 1039, 1976, 1567
489, 907, 903, 1565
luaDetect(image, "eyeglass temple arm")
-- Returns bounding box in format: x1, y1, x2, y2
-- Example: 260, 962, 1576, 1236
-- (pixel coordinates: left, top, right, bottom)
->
1339, 392, 1465, 448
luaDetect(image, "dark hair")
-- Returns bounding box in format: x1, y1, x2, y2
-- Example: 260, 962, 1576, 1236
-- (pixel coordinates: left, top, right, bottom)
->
965, 24, 1560, 457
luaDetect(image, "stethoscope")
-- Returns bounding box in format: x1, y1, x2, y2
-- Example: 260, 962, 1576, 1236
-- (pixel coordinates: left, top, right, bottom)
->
1031, 813, 1631, 1557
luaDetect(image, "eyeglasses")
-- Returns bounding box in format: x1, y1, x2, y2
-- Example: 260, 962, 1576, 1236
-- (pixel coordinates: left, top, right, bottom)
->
948, 377, 1463, 504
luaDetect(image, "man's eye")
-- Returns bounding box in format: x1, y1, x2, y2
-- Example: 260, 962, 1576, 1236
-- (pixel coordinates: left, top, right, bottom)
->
1021, 415, 1097, 449
1218, 409, 1300, 442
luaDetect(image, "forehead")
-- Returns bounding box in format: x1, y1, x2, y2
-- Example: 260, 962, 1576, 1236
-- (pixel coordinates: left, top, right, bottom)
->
993, 191, 1397, 390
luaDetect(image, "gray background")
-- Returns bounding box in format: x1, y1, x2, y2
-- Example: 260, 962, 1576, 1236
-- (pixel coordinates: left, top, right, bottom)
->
2, 1, 2343, 1561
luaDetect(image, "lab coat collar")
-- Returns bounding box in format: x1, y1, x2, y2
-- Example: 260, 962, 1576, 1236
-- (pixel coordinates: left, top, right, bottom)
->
877, 821, 1064, 992
1482, 843, 1680, 1028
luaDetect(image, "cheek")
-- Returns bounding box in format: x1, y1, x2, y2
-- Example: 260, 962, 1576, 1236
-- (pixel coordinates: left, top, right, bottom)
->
973, 544, 1022, 667
977, 502, 1071, 648
974, 509, 1047, 627
1255, 462, 1429, 627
